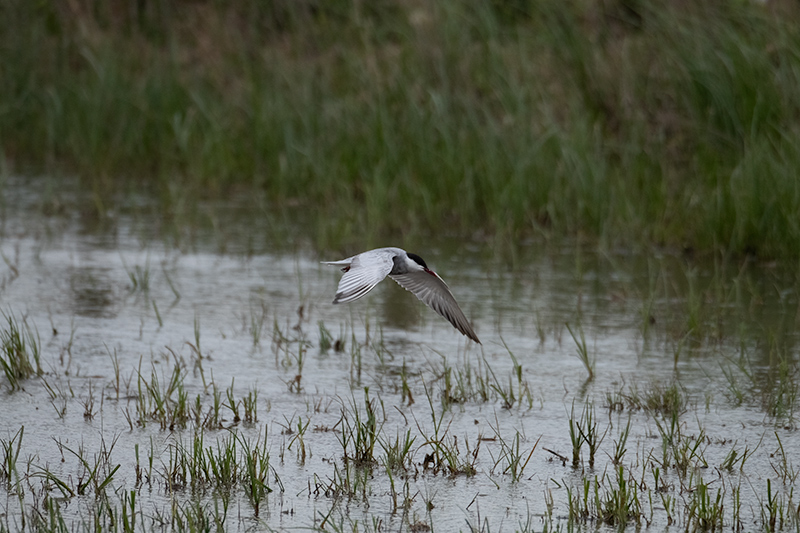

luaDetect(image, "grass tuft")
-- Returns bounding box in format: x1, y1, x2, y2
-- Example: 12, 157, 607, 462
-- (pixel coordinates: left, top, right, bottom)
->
0, 310, 42, 390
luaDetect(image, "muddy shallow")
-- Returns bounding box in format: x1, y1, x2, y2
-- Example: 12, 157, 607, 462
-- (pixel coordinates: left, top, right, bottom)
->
1, 176, 799, 531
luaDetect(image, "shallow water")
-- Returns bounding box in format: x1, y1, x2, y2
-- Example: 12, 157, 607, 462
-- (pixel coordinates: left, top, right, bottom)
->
1, 176, 799, 531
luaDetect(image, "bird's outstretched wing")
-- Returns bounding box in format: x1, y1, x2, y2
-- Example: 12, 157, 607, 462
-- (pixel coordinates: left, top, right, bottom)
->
324, 251, 395, 304
390, 271, 481, 344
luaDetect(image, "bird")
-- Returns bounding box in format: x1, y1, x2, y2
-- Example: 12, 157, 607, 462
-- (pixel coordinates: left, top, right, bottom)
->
322, 247, 480, 344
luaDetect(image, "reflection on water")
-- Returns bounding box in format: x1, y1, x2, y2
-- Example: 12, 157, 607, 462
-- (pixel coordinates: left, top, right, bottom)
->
69, 266, 118, 318
0, 176, 799, 531
378, 278, 424, 332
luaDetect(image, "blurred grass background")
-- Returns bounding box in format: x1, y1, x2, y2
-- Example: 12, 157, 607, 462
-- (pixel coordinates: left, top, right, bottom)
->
2, 0, 800, 256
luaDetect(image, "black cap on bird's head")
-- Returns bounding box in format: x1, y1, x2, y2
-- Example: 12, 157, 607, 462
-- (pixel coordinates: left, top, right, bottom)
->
406, 253, 428, 269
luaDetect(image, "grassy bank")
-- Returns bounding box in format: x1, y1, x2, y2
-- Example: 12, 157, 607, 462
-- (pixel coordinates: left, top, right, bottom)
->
2, 1, 800, 256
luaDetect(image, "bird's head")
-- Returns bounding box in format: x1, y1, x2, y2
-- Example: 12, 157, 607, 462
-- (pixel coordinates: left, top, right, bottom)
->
406, 253, 428, 269
406, 253, 437, 276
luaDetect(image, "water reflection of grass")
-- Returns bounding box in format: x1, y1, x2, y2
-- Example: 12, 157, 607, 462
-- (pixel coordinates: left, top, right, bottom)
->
5, 3, 800, 255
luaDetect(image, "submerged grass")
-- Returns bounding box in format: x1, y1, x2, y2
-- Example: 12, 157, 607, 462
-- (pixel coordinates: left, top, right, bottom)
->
4, 2, 800, 255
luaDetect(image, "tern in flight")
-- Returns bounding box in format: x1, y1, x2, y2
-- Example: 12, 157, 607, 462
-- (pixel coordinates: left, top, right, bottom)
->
322, 247, 480, 343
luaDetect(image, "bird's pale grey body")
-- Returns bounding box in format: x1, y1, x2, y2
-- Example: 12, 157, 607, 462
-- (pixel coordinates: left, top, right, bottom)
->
322, 247, 480, 343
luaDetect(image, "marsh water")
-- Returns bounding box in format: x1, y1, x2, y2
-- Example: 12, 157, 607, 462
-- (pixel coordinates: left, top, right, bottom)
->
1, 176, 800, 531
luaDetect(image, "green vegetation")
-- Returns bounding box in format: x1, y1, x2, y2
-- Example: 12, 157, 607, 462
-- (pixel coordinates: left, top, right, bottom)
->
0, 311, 41, 391
3, 1, 800, 255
